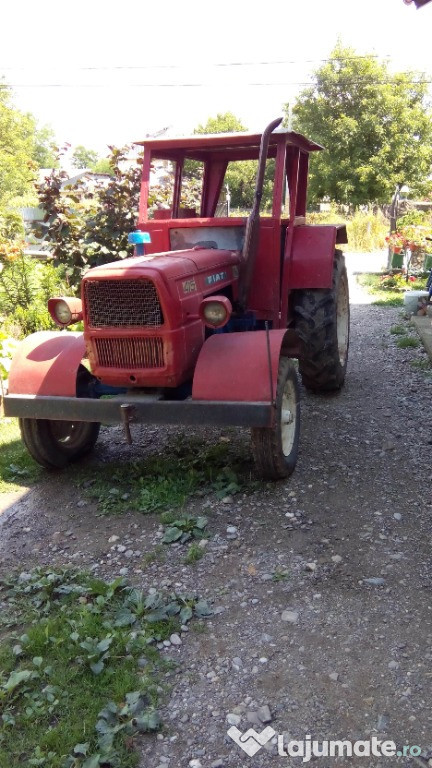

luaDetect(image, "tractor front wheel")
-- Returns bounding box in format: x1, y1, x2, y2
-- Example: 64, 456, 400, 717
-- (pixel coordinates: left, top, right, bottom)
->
19, 419, 100, 470
251, 357, 300, 480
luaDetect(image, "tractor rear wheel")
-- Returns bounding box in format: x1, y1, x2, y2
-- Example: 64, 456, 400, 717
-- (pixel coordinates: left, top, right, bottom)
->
19, 419, 100, 470
251, 357, 300, 480
294, 250, 349, 392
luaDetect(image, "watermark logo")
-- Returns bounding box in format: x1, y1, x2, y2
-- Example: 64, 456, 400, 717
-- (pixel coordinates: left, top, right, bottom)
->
227, 730, 423, 762
227, 725, 276, 757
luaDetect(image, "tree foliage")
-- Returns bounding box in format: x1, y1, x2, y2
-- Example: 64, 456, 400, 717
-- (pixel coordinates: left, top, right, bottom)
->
290, 44, 432, 205
0, 85, 37, 207
0, 83, 59, 212
71, 145, 99, 170
194, 112, 247, 135
33, 125, 58, 169
194, 112, 273, 210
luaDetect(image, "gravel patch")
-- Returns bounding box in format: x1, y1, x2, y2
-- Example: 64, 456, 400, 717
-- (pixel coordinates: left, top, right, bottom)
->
1, 277, 431, 766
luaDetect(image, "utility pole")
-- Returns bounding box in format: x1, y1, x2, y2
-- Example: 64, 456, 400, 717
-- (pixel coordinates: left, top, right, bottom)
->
388, 184, 401, 269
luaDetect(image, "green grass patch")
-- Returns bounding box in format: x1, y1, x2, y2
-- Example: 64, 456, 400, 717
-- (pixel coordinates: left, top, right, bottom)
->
396, 336, 421, 349
80, 435, 254, 516
184, 542, 205, 565
356, 273, 427, 308
411, 358, 432, 371
0, 568, 211, 767
0, 418, 41, 493
390, 324, 407, 335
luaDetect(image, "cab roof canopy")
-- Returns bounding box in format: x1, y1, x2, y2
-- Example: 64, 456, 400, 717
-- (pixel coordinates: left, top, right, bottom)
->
135, 129, 323, 162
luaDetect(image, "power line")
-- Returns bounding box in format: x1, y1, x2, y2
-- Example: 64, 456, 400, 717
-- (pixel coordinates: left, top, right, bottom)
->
2, 79, 431, 88
0, 54, 389, 72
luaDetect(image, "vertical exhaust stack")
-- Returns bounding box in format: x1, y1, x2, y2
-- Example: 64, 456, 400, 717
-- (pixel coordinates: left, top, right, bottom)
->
238, 117, 283, 312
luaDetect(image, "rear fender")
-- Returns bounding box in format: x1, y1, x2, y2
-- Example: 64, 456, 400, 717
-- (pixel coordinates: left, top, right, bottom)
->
290, 225, 343, 289
8, 332, 86, 396
192, 330, 295, 403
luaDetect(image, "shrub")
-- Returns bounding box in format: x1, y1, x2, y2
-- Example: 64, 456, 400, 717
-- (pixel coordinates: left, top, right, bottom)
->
0, 240, 67, 336
346, 210, 388, 252
307, 207, 388, 252
38, 146, 142, 289
0, 332, 18, 380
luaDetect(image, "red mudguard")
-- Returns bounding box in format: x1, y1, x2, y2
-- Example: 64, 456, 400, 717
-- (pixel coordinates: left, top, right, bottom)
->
289, 225, 338, 289
8, 332, 86, 397
192, 330, 291, 403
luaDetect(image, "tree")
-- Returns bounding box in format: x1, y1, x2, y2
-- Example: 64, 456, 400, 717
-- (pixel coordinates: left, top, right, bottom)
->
290, 43, 432, 205
72, 145, 99, 170
33, 125, 58, 169
90, 157, 113, 175
194, 112, 274, 210
194, 112, 247, 135
0, 84, 38, 207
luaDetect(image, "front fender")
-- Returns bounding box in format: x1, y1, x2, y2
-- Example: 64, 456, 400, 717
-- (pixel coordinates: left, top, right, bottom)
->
192, 330, 293, 403
8, 332, 86, 397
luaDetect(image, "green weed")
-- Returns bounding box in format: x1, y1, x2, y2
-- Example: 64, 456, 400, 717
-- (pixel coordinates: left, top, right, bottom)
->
396, 336, 421, 349
390, 325, 407, 335
80, 436, 253, 516
410, 358, 432, 371
184, 542, 205, 565
0, 568, 211, 767
162, 515, 208, 545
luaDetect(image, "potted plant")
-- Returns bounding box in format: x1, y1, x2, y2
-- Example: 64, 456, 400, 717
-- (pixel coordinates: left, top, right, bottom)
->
386, 232, 405, 268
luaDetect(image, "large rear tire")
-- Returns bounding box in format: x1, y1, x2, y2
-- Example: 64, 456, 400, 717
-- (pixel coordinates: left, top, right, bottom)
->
294, 250, 349, 392
251, 357, 300, 480
19, 419, 100, 470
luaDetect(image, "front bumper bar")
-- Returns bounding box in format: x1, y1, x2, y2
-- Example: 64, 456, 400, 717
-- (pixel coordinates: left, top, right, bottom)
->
3, 394, 274, 428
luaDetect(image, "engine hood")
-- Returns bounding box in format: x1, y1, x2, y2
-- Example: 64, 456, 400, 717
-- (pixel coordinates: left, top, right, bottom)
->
86, 247, 242, 282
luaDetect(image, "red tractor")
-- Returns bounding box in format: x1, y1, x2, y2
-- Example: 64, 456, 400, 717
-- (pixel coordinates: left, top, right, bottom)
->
4, 118, 349, 480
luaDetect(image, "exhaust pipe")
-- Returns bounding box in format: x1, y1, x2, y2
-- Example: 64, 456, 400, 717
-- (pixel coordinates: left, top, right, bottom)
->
238, 116, 283, 311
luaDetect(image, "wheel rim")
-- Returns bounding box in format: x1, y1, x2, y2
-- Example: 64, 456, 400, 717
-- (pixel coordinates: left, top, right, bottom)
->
49, 421, 89, 449
281, 378, 297, 456
337, 274, 349, 365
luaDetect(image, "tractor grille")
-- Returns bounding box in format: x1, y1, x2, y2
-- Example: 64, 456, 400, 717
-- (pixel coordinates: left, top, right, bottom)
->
84, 279, 163, 327
94, 337, 165, 369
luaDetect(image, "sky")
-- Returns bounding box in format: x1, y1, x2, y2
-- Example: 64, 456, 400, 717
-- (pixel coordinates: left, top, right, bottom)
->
1, 0, 432, 156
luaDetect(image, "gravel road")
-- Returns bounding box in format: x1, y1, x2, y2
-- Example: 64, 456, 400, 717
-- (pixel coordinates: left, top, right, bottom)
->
1, 270, 431, 767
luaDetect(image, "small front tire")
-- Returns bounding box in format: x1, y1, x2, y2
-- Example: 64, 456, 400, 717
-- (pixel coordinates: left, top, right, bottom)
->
251, 357, 300, 480
19, 419, 100, 470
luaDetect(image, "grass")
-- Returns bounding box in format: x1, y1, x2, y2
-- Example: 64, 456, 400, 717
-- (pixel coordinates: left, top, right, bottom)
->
184, 542, 205, 565
390, 324, 407, 335
411, 358, 432, 371
0, 568, 211, 768
80, 435, 254, 516
272, 568, 291, 582
356, 273, 427, 307
141, 546, 166, 568
396, 336, 421, 349
356, 275, 403, 306
0, 418, 41, 493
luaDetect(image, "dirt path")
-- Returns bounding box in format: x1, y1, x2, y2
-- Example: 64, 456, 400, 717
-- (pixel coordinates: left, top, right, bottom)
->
1, 278, 431, 767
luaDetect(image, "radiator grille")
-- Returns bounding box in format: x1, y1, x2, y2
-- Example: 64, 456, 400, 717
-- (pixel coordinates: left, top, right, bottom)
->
85, 279, 163, 327
94, 337, 165, 369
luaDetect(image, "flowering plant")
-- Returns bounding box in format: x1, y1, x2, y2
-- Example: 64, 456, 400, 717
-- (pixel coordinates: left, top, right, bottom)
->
385, 232, 405, 250
399, 225, 431, 251
0, 239, 26, 263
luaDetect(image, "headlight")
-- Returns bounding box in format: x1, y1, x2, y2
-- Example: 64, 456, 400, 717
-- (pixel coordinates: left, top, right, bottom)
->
48, 297, 83, 327
199, 296, 232, 329
54, 300, 72, 324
